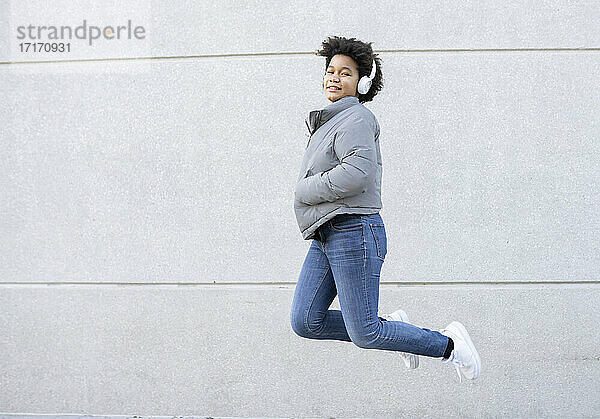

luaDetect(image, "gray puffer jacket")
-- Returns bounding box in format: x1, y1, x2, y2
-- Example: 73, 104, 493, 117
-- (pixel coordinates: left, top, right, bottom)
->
294, 95, 383, 240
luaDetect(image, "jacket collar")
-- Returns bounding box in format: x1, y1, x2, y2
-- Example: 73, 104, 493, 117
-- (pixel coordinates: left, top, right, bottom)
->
305, 96, 359, 136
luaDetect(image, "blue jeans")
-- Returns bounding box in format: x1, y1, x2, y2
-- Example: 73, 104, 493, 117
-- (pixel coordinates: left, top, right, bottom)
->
290, 213, 449, 357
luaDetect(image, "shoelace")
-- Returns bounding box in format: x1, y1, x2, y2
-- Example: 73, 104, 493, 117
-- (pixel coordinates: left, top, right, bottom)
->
442, 331, 468, 383
448, 355, 465, 383
454, 363, 464, 383
400, 351, 416, 367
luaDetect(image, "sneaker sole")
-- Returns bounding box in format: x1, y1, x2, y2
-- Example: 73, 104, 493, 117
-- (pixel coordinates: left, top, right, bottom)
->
387, 309, 419, 369
449, 321, 481, 379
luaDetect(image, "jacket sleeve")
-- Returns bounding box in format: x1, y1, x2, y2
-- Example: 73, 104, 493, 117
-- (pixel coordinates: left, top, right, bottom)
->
294, 115, 377, 206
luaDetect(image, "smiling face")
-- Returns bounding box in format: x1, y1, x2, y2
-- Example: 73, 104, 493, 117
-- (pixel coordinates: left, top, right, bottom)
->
323, 54, 360, 102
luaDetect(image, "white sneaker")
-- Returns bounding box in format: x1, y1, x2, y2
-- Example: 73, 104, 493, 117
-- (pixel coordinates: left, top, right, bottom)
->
440, 321, 481, 382
385, 309, 419, 369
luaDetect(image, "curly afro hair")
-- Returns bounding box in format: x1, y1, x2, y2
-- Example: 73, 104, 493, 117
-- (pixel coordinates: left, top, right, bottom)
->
316, 35, 383, 103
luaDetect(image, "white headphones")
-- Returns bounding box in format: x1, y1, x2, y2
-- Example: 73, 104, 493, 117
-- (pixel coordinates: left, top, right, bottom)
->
357, 59, 377, 95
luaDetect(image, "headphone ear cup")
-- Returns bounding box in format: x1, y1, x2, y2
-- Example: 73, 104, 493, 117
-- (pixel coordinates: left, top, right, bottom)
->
357, 58, 377, 95
357, 76, 372, 95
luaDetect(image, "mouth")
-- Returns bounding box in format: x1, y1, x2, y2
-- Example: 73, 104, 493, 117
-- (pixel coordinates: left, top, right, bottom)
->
327, 85, 341, 91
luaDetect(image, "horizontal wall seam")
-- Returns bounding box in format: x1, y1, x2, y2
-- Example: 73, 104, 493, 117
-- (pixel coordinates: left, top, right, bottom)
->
1, 47, 599, 65
0, 281, 599, 287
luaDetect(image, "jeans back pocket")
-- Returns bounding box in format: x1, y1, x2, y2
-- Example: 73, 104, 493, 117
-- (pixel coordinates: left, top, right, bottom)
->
369, 224, 387, 260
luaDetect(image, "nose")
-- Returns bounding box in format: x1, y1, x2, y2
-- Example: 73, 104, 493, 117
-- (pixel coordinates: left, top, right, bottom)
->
326, 73, 339, 83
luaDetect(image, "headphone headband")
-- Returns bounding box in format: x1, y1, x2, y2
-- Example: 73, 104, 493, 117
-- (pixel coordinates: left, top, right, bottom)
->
368, 59, 376, 79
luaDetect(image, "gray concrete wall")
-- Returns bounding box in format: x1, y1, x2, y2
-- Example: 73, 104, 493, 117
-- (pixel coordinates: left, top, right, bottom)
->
1, 1, 599, 417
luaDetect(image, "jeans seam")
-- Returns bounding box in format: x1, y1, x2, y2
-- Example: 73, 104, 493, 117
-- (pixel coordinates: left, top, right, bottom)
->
361, 223, 371, 321
304, 264, 331, 334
